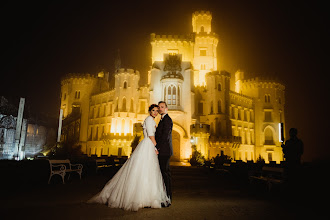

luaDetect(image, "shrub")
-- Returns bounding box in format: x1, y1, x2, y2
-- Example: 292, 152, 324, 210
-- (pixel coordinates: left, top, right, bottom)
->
189, 145, 205, 166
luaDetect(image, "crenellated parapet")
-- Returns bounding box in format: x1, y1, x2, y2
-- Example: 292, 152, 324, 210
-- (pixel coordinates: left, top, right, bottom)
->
241, 77, 285, 90
192, 10, 212, 18
150, 33, 194, 44
190, 123, 210, 134
61, 73, 98, 86
115, 68, 140, 76
229, 91, 253, 105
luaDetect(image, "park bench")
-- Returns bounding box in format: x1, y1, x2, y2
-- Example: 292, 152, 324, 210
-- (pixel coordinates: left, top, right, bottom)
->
95, 158, 113, 173
249, 166, 284, 191
48, 159, 83, 184
215, 162, 231, 174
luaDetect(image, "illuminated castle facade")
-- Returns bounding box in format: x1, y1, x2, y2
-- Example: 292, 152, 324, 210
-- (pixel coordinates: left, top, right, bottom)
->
60, 11, 285, 163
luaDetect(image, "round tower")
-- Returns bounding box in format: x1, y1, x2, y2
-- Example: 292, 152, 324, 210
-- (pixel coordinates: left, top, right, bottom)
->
240, 77, 285, 163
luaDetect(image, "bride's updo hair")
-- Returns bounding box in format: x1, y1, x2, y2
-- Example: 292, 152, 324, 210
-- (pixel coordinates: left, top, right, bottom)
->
148, 104, 159, 112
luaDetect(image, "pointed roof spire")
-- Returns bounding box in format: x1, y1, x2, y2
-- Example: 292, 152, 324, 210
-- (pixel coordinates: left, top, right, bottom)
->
114, 49, 121, 72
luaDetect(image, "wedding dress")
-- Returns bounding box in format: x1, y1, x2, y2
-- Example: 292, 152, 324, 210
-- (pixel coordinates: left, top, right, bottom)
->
87, 116, 170, 211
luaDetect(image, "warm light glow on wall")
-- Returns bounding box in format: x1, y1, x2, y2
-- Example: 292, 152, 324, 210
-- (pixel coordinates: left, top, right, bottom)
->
110, 118, 133, 136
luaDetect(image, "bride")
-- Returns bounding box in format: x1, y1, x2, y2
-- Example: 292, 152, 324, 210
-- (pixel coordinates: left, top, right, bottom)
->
87, 104, 170, 211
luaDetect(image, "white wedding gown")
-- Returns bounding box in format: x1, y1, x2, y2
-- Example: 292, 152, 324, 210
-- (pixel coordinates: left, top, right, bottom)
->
88, 116, 170, 211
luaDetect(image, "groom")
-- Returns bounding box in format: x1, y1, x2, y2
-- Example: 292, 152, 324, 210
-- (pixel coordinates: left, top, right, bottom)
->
155, 101, 173, 206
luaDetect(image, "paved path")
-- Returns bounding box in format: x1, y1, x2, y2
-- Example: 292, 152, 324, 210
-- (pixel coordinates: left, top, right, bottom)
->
0, 165, 323, 219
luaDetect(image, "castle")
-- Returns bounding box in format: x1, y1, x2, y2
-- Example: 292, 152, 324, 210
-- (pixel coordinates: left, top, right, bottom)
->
60, 11, 285, 163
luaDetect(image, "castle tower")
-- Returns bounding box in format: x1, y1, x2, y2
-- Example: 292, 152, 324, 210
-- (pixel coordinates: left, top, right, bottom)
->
112, 68, 140, 134
192, 11, 219, 86
60, 72, 109, 153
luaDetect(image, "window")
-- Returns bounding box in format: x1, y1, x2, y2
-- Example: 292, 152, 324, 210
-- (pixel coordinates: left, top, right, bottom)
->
210, 101, 213, 114
75, 91, 79, 99
124, 81, 127, 89
200, 26, 204, 32
130, 98, 134, 112
201, 64, 206, 70
264, 111, 272, 122
200, 49, 206, 56
122, 98, 126, 111
217, 83, 222, 91
167, 86, 172, 105
265, 94, 271, 103
165, 84, 180, 106
268, 153, 273, 162
264, 127, 274, 145
198, 102, 203, 115
217, 100, 221, 113
95, 127, 99, 141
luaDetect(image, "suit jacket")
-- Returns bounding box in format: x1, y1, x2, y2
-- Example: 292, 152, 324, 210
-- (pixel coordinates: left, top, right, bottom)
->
155, 114, 173, 156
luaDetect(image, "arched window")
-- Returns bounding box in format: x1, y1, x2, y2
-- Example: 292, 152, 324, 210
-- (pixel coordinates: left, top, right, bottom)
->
122, 97, 126, 111
123, 81, 127, 89
168, 86, 172, 104
217, 100, 221, 113
130, 98, 134, 112
210, 101, 213, 114
264, 127, 274, 145
217, 83, 221, 91
95, 127, 99, 141
200, 26, 204, 32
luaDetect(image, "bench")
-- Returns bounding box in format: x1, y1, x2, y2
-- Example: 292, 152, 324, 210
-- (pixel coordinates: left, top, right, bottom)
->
215, 162, 231, 174
249, 166, 284, 191
95, 159, 113, 173
48, 159, 83, 184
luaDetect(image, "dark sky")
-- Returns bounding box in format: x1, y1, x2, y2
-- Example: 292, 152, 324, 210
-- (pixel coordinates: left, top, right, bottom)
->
1, 0, 327, 162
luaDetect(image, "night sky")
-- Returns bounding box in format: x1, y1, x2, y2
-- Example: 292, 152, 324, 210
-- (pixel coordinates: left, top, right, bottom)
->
1, 1, 327, 162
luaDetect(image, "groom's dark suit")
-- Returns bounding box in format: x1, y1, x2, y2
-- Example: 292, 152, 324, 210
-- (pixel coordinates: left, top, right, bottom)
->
155, 113, 173, 201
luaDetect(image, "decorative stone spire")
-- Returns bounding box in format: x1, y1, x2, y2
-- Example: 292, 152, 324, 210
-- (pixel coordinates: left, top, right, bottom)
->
114, 49, 121, 72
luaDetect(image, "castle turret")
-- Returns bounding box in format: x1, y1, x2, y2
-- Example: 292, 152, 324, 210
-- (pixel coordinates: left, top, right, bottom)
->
60, 72, 109, 152
192, 11, 219, 86
192, 11, 212, 34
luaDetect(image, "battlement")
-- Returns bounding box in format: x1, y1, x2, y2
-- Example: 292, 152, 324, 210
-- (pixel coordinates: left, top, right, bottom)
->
61, 73, 98, 85
150, 33, 194, 43
229, 91, 253, 105
242, 77, 285, 90
190, 123, 210, 134
192, 11, 212, 18
115, 68, 140, 76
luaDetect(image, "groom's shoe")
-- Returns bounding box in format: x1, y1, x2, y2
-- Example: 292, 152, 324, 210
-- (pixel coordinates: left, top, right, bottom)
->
161, 202, 171, 208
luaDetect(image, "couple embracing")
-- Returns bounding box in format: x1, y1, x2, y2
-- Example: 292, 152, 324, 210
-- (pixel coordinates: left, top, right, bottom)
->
88, 101, 173, 211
